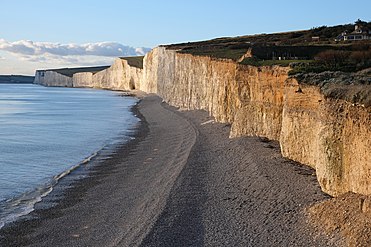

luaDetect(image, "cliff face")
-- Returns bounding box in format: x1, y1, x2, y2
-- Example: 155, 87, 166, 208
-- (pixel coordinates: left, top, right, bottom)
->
321, 100, 370, 196
143, 47, 242, 123
142, 47, 370, 196
73, 58, 142, 90
230, 65, 290, 140
34, 71, 73, 87
281, 79, 371, 195
35, 59, 142, 90
143, 47, 290, 138
72, 72, 93, 88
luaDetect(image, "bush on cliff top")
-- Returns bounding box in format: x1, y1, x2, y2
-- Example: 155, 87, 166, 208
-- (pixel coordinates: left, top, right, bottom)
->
293, 69, 371, 107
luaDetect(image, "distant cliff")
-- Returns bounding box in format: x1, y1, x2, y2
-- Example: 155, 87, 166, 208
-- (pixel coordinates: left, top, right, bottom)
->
34, 66, 109, 87
34, 59, 143, 91
34, 46, 371, 197
73, 57, 143, 90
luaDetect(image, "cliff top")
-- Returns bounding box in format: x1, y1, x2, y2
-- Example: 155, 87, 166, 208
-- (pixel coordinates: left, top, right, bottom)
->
165, 21, 371, 51
38, 65, 110, 77
294, 68, 371, 107
164, 21, 371, 73
163, 21, 370, 106
120, 56, 144, 69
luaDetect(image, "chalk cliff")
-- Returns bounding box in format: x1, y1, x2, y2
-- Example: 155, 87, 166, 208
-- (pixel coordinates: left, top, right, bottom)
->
281, 78, 370, 196
34, 70, 73, 87
34, 46, 370, 197
142, 46, 371, 197
34, 66, 109, 87
143, 47, 241, 123
73, 58, 142, 90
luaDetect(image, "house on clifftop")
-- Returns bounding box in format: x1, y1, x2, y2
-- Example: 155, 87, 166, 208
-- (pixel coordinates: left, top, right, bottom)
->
335, 22, 371, 41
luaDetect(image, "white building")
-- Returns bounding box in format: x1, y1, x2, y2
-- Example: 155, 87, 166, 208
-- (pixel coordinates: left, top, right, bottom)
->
336, 24, 371, 41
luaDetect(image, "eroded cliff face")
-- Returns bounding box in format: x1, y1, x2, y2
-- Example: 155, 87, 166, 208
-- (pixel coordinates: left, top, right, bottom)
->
280, 78, 371, 196
34, 71, 73, 87
230, 65, 290, 140
142, 46, 371, 197
143, 47, 290, 138
144, 47, 245, 123
73, 58, 142, 90
319, 100, 370, 196
72, 72, 93, 88
143, 47, 290, 139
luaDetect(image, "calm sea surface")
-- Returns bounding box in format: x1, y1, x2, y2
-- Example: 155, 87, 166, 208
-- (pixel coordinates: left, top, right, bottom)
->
0, 83, 139, 228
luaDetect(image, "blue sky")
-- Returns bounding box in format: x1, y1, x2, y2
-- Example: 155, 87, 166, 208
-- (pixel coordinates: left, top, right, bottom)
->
0, 0, 370, 75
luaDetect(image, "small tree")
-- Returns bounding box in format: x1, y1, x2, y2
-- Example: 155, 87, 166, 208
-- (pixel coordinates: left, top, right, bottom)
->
355, 19, 367, 26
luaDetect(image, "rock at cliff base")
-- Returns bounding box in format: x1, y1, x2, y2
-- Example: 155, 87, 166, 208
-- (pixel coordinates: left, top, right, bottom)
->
308, 192, 371, 246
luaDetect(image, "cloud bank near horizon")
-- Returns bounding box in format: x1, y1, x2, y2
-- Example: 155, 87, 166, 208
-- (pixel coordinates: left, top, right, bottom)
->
0, 39, 151, 57
0, 39, 151, 75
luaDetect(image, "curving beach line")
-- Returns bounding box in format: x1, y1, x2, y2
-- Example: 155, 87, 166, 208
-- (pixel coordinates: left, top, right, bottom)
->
0, 95, 343, 246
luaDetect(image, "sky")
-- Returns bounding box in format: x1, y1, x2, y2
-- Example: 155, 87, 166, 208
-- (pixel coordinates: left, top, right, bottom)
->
0, 0, 370, 75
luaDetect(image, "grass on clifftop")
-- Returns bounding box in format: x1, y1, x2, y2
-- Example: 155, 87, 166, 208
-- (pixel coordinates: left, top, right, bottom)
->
120, 56, 144, 69
166, 21, 371, 51
239, 58, 314, 67
165, 21, 371, 74
178, 46, 248, 61
45, 66, 110, 77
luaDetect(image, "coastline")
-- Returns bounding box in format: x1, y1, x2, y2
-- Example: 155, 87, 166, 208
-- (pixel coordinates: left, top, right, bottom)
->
0, 94, 344, 246
0, 94, 197, 246
0, 85, 139, 231
0, 95, 148, 243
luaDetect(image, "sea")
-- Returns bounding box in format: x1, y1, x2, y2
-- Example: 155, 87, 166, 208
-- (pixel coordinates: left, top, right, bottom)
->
0, 83, 139, 229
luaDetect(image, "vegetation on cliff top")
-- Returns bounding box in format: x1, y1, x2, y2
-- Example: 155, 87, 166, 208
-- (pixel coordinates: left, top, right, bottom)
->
165, 21, 371, 74
41, 66, 110, 77
294, 69, 371, 107
164, 20, 371, 106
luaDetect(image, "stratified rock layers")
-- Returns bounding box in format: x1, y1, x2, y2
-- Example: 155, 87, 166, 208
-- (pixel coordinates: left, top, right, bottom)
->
281, 79, 370, 196
34, 46, 371, 197
143, 47, 370, 196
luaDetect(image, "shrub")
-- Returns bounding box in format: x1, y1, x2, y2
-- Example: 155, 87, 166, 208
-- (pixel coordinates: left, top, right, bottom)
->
349, 50, 371, 66
315, 50, 350, 68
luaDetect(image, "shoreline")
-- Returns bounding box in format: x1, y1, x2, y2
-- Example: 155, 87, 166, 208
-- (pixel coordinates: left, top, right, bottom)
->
0, 97, 147, 233
0, 94, 344, 246
0, 95, 197, 246
0, 89, 140, 232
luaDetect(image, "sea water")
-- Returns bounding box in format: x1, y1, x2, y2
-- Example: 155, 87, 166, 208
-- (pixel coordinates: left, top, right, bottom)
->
0, 83, 139, 228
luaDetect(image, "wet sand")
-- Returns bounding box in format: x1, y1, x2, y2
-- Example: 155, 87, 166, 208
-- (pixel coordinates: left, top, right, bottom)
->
0, 95, 342, 246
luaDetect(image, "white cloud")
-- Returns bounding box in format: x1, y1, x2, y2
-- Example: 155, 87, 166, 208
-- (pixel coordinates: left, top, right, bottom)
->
0, 39, 150, 58
0, 39, 151, 74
